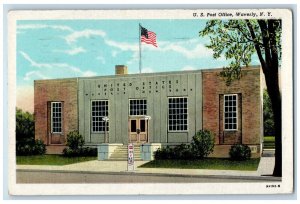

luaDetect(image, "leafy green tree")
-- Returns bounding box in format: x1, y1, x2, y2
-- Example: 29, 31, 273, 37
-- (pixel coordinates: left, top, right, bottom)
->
263, 89, 275, 136
16, 108, 35, 141
200, 19, 282, 176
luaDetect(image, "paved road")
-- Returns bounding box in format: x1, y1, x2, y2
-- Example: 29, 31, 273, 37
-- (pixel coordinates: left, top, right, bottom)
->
17, 170, 279, 183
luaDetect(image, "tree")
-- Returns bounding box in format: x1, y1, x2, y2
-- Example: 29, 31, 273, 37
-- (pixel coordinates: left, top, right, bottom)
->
263, 89, 275, 136
16, 108, 35, 141
200, 20, 282, 177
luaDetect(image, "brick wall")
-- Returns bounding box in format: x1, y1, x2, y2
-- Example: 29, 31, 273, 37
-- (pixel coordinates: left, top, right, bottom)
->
34, 79, 78, 148
202, 67, 262, 154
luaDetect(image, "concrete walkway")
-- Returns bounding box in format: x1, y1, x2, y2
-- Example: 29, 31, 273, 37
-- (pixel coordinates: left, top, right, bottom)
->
17, 156, 278, 180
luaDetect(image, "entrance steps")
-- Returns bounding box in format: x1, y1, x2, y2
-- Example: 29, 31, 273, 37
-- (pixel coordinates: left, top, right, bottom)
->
108, 145, 142, 161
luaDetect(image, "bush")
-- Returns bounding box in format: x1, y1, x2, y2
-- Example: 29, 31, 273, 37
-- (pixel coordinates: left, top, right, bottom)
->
173, 144, 194, 159
62, 147, 97, 157
33, 139, 47, 155
155, 146, 176, 160
63, 131, 97, 157
65, 131, 84, 150
154, 130, 215, 160
155, 145, 193, 160
16, 138, 46, 156
191, 130, 215, 159
229, 144, 251, 161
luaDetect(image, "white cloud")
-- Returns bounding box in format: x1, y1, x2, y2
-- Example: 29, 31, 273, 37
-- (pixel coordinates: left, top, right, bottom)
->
65, 29, 106, 44
17, 24, 74, 32
160, 44, 213, 59
111, 51, 119, 57
104, 39, 139, 66
53, 63, 97, 76
96, 56, 106, 64
24, 71, 47, 81
144, 38, 214, 59
54, 47, 86, 55
181, 66, 197, 71
82, 71, 97, 77
20, 51, 52, 68
20, 51, 97, 77
141, 67, 154, 73
126, 52, 139, 65
104, 39, 138, 51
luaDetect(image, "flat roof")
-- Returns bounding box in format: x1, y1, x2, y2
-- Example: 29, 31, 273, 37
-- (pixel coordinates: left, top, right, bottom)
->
34, 65, 260, 82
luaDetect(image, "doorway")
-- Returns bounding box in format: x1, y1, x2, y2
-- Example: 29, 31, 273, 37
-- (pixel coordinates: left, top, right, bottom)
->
129, 118, 148, 143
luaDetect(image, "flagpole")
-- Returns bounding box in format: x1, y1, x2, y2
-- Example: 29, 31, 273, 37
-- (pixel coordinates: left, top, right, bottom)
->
139, 23, 142, 74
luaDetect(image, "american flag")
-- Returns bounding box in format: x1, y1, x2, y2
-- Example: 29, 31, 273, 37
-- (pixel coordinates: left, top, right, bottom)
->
140, 26, 157, 47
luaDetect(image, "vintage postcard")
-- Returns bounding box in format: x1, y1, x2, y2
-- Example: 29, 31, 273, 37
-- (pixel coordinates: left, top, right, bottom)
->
8, 9, 293, 195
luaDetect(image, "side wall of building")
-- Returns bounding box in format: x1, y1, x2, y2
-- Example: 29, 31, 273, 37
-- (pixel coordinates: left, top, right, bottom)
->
202, 68, 262, 157
34, 79, 78, 150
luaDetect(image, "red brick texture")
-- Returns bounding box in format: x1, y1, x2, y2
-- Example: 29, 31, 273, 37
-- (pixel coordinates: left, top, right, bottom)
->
202, 67, 262, 156
34, 79, 78, 152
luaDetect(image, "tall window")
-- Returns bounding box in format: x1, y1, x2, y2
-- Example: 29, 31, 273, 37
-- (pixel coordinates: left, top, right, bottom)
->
129, 99, 147, 116
91, 100, 109, 132
224, 94, 238, 130
51, 102, 62, 133
168, 97, 188, 131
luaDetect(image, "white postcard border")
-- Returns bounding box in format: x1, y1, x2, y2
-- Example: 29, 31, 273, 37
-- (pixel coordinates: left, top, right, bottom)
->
7, 9, 294, 195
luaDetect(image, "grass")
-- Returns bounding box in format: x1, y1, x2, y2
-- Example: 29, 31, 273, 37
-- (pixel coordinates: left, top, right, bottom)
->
264, 136, 275, 149
139, 158, 260, 171
16, 155, 97, 166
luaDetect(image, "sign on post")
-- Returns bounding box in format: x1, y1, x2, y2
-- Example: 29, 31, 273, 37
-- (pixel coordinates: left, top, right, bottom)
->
127, 143, 135, 171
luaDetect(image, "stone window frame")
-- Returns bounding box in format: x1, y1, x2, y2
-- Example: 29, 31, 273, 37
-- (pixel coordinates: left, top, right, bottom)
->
129, 99, 147, 116
223, 94, 238, 131
91, 100, 109, 133
50, 102, 63, 134
168, 97, 188, 132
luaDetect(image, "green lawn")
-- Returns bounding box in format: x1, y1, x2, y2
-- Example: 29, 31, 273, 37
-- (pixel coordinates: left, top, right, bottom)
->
17, 155, 97, 166
139, 158, 260, 171
264, 136, 275, 149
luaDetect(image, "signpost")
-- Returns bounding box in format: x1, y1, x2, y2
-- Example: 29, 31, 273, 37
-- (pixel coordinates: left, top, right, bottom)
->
102, 116, 109, 143
127, 143, 135, 171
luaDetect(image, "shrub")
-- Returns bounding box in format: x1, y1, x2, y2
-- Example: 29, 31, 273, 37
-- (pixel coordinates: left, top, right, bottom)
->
173, 144, 194, 160
229, 144, 251, 161
154, 146, 174, 160
80, 147, 97, 156
63, 131, 97, 157
65, 131, 84, 150
154, 130, 215, 160
16, 138, 46, 156
33, 139, 47, 155
191, 130, 215, 159
62, 147, 97, 157
154, 144, 194, 160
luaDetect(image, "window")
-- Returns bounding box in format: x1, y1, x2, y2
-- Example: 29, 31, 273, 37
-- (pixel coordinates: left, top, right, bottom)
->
51, 102, 62, 133
224, 94, 238, 130
91, 100, 109, 132
129, 99, 147, 116
168, 97, 188, 131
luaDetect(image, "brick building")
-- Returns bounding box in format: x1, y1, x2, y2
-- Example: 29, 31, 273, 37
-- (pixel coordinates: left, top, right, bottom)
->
34, 65, 263, 158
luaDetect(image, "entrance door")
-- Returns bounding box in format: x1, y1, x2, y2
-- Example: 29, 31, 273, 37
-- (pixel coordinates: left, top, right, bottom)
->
129, 118, 148, 143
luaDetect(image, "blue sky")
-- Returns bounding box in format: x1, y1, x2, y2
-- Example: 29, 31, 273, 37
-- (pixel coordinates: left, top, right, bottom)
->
16, 19, 259, 112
